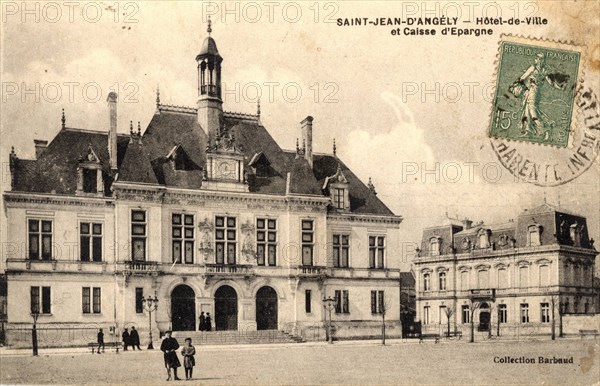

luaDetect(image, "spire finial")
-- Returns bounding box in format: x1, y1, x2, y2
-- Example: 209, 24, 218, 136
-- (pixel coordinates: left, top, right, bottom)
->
129, 121, 134, 136
207, 16, 212, 35
137, 121, 141, 136
333, 138, 337, 156
296, 138, 300, 152
368, 177, 377, 195
302, 139, 306, 151
156, 85, 160, 108
61, 108, 66, 129
257, 98, 261, 117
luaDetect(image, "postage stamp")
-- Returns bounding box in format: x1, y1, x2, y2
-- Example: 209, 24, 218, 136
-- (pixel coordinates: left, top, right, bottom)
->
489, 35, 585, 148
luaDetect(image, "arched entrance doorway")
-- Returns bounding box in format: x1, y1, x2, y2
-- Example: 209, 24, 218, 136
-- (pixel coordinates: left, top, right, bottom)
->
171, 285, 196, 331
478, 302, 490, 331
256, 286, 278, 330
215, 285, 238, 331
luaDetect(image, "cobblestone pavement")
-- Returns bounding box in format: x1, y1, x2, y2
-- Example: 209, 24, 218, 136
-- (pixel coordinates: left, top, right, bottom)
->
1, 338, 598, 385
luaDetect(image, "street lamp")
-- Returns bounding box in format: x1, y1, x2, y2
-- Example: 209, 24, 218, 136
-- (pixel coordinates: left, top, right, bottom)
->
142, 295, 159, 350
322, 296, 336, 344
31, 309, 40, 356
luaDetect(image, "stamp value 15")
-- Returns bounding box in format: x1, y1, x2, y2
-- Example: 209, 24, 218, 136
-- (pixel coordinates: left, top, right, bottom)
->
489, 35, 585, 148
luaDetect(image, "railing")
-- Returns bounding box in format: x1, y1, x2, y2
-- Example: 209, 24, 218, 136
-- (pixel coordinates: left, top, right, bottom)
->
297, 265, 326, 276
205, 264, 254, 275
126, 260, 159, 273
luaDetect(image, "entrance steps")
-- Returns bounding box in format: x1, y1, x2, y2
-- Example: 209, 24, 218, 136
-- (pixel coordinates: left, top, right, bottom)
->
171, 330, 303, 345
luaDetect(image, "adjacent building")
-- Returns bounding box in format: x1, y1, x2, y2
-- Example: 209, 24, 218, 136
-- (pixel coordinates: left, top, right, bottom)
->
3, 22, 404, 347
414, 204, 598, 337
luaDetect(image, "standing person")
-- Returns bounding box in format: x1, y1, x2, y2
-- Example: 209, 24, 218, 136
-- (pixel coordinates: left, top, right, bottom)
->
97, 328, 105, 354
130, 326, 142, 350
122, 328, 130, 351
205, 313, 212, 331
180, 337, 196, 380
160, 330, 181, 381
199, 312, 206, 331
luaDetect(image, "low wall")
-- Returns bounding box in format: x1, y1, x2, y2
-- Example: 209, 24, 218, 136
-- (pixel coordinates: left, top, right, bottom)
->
286, 320, 402, 342
562, 314, 600, 335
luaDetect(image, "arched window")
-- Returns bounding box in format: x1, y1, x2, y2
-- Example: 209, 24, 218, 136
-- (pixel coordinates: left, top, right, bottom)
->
430, 237, 441, 256
519, 266, 529, 288
477, 269, 489, 289
423, 273, 431, 291
439, 272, 447, 291
460, 270, 469, 291
497, 268, 508, 289
539, 265, 549, 287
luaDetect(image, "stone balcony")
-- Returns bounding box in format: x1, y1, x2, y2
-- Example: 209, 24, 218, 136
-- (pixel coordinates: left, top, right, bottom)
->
296, 265, 327, 278
204, 263, 255, 277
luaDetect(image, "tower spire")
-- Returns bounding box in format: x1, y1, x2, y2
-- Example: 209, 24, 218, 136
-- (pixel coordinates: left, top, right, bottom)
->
156, 85, 160, 108
207, 16, 212, 36
333, 138, 337, 156
257, 98, 261, 118
61, 108, 66, 129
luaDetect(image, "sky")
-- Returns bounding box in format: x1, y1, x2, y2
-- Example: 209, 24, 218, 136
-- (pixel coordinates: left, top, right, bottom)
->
1, 1, 599, 271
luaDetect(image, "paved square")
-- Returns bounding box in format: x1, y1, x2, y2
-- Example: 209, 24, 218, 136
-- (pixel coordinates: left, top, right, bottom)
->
1, 339, 598, 385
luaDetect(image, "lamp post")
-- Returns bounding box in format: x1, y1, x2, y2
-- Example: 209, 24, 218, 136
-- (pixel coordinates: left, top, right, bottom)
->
322, 296, 336, 344
31, 309, 39, 356
142, 295, 159, 350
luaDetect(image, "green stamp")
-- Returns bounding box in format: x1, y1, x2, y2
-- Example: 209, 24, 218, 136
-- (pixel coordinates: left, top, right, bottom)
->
489, 36, 584, 148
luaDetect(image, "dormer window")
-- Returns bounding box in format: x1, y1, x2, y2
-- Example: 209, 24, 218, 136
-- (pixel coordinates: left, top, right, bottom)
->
478, 229, 490, 249
167, 145, 198, 171
430, 236, 441, 256
77, 146, 103, 196
323, 164, 350, 211
248, 152, 271, 178
570, 222, 582, 247
527, 224, 543, 246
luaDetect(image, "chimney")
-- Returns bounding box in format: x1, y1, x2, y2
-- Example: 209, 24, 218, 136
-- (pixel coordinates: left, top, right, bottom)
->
462, 218, 473, 230
301, 116, 313, 168
107, 92, 118, 170
34, 140, 48, 159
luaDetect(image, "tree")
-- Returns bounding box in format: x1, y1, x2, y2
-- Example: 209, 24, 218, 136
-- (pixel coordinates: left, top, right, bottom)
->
379, 293, 394, 345
550, 295, 560, 340
469, 300, 482, 343
443, 306, 455, 337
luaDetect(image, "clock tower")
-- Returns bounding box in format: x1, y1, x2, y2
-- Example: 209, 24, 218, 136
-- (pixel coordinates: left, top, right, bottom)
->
196, 17, 223, 146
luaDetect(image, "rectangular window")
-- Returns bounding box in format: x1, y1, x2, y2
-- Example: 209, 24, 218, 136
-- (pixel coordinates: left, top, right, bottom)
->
334, 188, 344, 209
423, 306, 430, 324
82, 168, 98, 193
28, 219, 52, 260
540, 303, 550, 323
305, 290, 311, 313
462, 305, 470, 324
31, 286, 51, 314
80, 222, 102, 262
498, 304, 507, 323
333, 234, 349, 268
371, 290, 385, 314
131, 210, 147, 261
216, 216, 236, 264
301, 220, 314, 266
520, 303, 529, 323
172, 213, 194, 264
83, 287, 101, 314
439, 305, 447, 324
257, 218, 277, 266
135, 288, 144, 314
334, 290, 349, 314
368, 236, 385, 269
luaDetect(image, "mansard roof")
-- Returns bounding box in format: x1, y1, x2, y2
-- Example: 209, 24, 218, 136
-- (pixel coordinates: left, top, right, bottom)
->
10, 128, 129, 195
10, 106, 397, 216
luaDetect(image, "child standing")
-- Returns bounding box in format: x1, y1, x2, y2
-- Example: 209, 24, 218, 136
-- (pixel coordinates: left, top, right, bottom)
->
181, 337, 196, 381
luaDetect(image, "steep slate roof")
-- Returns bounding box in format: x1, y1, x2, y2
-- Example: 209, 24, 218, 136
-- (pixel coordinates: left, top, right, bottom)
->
10, 128, 129, 195
10, 106, 397, 216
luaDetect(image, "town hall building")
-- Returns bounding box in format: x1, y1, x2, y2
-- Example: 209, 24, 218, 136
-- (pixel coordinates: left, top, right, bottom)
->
3, 21, 403, 346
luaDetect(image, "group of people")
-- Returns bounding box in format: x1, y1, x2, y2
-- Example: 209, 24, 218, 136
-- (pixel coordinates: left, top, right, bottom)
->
198, 312, 212, 331
161, 331, 196, 381
121, 326, 142, 350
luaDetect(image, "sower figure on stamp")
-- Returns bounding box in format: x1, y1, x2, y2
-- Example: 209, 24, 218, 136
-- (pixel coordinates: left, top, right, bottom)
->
199, 312, 205, 331
97, 328, 105, 353
161, 330, 181, 381
181, 337, 196, 380
511, 53, 568, 139
122, 328, 130, 351
130, 326, 141, 350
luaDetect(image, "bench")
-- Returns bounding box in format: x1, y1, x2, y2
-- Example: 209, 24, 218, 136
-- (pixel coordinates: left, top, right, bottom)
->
419, 333, 440, 344
446, 331, 462, 340
88, 341, 122, 354
579, 330, 599, 338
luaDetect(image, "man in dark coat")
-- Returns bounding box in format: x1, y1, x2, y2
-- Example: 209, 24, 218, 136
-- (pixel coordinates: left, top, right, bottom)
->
160, 330, 181, 381
199, 312, 206, 331
97, 328, 105, 353
130, 326, 141, 350
122, 328, 130, 351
